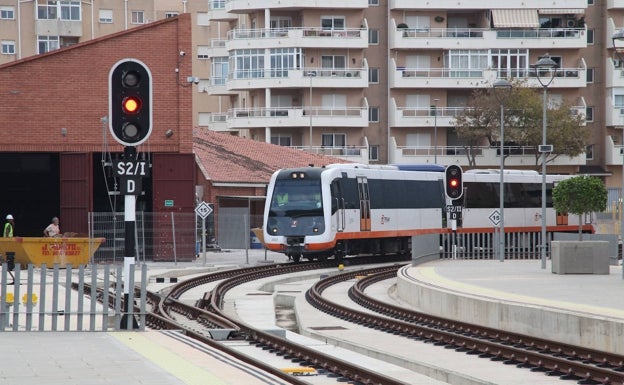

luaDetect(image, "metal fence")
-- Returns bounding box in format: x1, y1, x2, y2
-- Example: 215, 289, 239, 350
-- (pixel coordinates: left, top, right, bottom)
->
0, 263, 147, 332
88, 211, 263, 263
89, 212, 199, 263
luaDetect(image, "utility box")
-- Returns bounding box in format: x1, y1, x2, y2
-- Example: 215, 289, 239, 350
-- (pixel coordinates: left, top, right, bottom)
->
551, 241, 610, 275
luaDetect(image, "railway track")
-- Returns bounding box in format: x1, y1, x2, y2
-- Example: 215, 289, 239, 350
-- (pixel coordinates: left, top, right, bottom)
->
80, 255, 411, 385
305, 264, 624, 385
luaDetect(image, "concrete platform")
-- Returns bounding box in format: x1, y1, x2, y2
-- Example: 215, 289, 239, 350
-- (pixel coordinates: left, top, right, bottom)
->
397, 259, 624, 354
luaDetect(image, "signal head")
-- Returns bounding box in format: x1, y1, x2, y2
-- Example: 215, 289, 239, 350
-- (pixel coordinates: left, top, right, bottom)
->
109, 59, 152, 146
444, 165, 463, 199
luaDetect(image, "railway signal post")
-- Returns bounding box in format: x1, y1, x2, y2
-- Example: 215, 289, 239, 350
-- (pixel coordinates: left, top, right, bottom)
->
445, 165, 463, 258
109, 59, 152, 329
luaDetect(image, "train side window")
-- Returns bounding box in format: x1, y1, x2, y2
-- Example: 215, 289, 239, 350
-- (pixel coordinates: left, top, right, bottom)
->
330, 180, 340, 213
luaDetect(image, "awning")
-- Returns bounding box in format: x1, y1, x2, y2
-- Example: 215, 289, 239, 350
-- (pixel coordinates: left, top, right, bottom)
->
538, 9, 585, 15
491, 9, 540, 28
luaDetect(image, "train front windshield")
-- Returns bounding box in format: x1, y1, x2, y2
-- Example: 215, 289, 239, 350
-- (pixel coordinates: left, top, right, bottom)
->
267, 179, 325, 236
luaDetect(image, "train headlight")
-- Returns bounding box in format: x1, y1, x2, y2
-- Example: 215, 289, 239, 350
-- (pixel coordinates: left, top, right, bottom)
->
271, 227, 278, 234
313, 227, 319, 233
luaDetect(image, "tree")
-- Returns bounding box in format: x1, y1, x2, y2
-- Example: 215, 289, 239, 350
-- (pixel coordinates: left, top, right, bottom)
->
454, 80, 590, 169
552, 176, 607, 240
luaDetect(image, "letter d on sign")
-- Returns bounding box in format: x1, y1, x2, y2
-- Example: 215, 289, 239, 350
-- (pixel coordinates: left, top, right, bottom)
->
120, 177, 142, 195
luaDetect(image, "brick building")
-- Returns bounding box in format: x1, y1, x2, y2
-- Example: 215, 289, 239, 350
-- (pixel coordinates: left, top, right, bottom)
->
0, 14, 194, 242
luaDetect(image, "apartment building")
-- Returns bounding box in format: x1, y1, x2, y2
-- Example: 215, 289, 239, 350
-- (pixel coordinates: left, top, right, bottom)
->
2, 1, 623, 190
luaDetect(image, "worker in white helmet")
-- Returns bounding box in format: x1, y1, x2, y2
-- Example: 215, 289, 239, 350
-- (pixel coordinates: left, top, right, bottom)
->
4, 214, 14, 237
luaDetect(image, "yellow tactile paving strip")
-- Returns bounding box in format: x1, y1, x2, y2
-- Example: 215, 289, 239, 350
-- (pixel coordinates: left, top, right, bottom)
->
111, 331, 228, 385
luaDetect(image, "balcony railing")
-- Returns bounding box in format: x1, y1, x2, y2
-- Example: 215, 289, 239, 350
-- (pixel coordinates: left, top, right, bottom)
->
396, 67, 582, 80
228, 67, 364, 80
229, 107, 364, 118
291, 146, 365, 157
397, 106, 471, 118
398, 27, 583, 40
227, 27, 364, 40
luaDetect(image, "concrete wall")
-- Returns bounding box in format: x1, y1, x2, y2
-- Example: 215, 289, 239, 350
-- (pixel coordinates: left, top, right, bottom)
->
396, 265, 624, 355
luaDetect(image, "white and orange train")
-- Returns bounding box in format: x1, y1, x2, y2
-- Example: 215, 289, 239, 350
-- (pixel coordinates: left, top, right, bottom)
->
262, 164, 592, 262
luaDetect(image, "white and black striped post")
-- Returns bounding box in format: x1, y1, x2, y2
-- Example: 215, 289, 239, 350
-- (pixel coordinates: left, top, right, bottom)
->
121, 146, 139, 329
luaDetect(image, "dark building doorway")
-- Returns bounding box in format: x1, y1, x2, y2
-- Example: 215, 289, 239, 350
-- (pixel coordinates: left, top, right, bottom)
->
0, 153, 60, 237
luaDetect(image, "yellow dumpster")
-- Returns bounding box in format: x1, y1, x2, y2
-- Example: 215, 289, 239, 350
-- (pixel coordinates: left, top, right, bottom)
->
0, 237, 105, 268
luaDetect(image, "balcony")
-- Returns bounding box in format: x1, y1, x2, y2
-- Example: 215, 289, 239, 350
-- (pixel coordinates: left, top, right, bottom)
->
605, 136, 624, 165
607, 58, 624, 89
390, 24, 586, 50
206, 78, 237, 96
388, 138, 586, 167
199, 114, 229, 131
227, 67, 368, 90
608, 0, 624, 9
226, 0, 368, 12
389, 99, 461, 127
35, 19, 82, 37
291, 145, 369, 164
206, 39, 227, 58
227, 106, 369, 129
208, 0, 237, 20
389, 62, 586, 89
226, 27, 368, 50
389, 0, 586, 9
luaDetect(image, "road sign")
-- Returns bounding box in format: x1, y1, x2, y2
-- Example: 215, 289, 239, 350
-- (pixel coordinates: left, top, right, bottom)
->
489, 209, 501, 226
164, 199, 174, 207
446, 204, 462, 221
195, 201, 213, 219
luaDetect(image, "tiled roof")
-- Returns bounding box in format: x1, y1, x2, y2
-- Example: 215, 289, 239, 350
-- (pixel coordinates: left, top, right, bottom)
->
193, 128, 352, 184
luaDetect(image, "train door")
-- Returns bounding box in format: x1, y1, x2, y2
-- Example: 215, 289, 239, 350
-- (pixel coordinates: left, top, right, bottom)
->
357, 176, 371, 231
330, 179, 345, 232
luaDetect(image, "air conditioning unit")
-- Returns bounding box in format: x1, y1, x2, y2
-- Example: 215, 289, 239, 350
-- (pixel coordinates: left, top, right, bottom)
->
566, 18, 577, 28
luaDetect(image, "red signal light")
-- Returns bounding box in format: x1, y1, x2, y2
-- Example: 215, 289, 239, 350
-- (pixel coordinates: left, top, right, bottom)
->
449, 178, 459, 188
122, 96, 142, 114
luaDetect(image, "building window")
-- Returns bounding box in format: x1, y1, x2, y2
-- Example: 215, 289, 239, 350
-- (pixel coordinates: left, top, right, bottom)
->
270, 47, 302, 77
321, 16, 345, 30
99, 9, 113, 23
322, 133, 346, 147
197, 46, 210, 59
37, 35, 59, 54
0, 6, 15, 19
197, 12, 209, 26
231, 49, 265, 79
37, 2, 57, 20
211, 57, 229, 85
368, 67, 379, 83
586, 68, 594, 83
585, 144, 593, 160
1, 41, 15, 54
368, 29, 379, 44
369, 145, 379, 161
270, 135, 292, 146
131, 11, 145, 24
60, 1, 80, 20
368, 0, 379, 5
165, 12, 178, 18
369, 107, 379, 122
585, 107, 594, 122
209, 0, 226, 9
587, 0, 594, 5
587, 29, 594, 45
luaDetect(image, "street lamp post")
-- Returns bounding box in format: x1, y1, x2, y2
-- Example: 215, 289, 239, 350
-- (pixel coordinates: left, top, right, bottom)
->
612, 31, 624, 276
532, 55, 558, 269
305, 71, 316, 149
433, 98, 439, 164
493, 79, 512, 262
